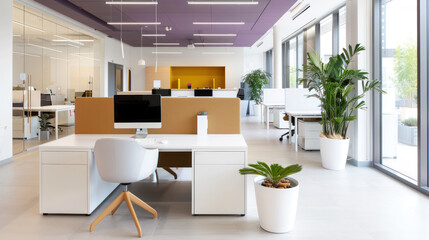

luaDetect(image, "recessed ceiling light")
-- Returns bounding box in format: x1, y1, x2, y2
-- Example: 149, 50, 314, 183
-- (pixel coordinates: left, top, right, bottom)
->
106, 1, 158, 5
53, 35, 84, 46
193, 22, 245, 25
188, 1, 258, 5
27, 43, 62, 53
108, 22, 161, 25
153, 43, 180, 46
142, 34, 166, 37
13, 51, 41, 58
202, 52, 235, 54
194, 43, 234, 45
152, 52, 183, 54
13, 21, 45, 32
194, 33, 237, 37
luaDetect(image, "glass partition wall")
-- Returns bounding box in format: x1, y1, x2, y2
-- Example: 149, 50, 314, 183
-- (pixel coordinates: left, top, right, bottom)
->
12, 2, 102, 154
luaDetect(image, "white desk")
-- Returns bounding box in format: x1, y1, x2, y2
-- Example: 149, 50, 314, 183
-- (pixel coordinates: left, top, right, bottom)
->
262, 104, 285, 129
14, 105, 75, 139
39, 134, 247, 216
285, 111, 322, 152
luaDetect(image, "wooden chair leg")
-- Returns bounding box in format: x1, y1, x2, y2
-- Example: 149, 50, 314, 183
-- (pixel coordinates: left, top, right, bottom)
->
111, 201, 123, 215
90, 192, 124, 232
129, 192, 158, 219
162, 167, 178, 179
124, 192, 142, 238
155, 170, 159, 184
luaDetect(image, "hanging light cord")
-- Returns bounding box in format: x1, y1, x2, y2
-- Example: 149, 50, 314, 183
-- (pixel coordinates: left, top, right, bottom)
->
155, 1, 158, 72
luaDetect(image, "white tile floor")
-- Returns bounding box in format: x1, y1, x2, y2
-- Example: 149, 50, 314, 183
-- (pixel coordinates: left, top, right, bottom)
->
1, 117, 429, 240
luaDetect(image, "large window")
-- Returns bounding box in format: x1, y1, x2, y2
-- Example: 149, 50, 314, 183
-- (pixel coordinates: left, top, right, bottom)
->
320, 15, 333, 63
339, 6, 347, 52
288, 38, 297, 88
265, 49, 273, 88
374, 0, 419, 184
282, 6, 346, 88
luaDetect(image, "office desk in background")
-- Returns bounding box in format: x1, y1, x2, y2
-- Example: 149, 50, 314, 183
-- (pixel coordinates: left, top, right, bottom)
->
13, 105, 75, 139
39, 134, 247, 216
285, 111, 322, 152
262, 104, 285, 129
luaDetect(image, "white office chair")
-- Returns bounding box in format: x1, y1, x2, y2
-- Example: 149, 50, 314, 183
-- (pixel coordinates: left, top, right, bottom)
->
90, 138, 159, 238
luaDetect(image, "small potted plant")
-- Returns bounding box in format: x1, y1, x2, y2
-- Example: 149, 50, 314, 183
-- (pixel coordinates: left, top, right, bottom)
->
39, 113, 53, 140
239, 162, 302, 233
242, 69, 270, 117
301, 44, 384, 170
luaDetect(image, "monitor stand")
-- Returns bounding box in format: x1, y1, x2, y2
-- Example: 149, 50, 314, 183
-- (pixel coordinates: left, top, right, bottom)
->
134, 128, 148, 139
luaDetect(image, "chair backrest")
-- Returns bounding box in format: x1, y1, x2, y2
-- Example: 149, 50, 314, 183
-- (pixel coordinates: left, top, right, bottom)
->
284, 88, 321, 112
263, 88, 285, 105
94, 138, 159, 183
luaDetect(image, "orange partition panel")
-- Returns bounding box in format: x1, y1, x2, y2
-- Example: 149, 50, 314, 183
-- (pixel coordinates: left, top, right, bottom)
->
170, 66, 225, 89
75, 98, 135, 134
75, 97, 240, 134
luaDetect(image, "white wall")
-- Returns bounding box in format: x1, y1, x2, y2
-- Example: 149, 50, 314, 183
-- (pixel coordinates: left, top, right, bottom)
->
0, 0, 13, 163
118, 46, 264, 92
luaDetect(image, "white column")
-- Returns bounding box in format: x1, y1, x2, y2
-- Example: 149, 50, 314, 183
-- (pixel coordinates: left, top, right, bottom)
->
273, 25, 283, 89
346, 0, 373, 166
0, 0, 13, 163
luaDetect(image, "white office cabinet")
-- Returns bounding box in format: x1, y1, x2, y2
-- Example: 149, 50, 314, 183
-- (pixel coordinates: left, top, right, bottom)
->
273, 109, 289, 129
40, 150, 118, 214
298, 120, 322, 150
13, 116, 38, 139
193, 151, 246, 215
41, 164, 88, 213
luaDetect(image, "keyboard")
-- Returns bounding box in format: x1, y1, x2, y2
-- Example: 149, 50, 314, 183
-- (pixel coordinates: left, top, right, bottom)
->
135, 138, 156, 145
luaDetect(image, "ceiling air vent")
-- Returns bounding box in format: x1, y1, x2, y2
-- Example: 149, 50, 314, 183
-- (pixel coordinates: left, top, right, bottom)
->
292, 4, 310, 21
256, 41, 263, 48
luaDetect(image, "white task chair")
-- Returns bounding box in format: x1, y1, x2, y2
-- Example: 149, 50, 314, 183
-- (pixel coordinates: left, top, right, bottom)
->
90, 138, 159, 238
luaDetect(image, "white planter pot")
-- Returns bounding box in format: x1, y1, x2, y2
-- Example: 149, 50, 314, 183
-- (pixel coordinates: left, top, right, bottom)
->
253, 104, 262, 117
40, 131, 50, 140
254, 176, 299, 233
320, 137, 350, 170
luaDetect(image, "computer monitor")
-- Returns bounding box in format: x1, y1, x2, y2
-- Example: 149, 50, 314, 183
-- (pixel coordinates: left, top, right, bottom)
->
194, 89, 213, 97
41, 94, 52, 106
152, 88, 171, 96
114, 94, 162, 138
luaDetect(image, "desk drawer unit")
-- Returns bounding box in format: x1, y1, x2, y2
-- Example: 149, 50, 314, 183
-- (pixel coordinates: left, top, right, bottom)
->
193, 151, 246, 215
40, 151, 89, 214
40, 150, 118, 214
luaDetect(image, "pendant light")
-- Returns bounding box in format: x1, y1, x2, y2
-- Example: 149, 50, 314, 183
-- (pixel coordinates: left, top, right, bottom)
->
120, 0, 125, 59
138, 27, 146, 65
155, 1, 158, 72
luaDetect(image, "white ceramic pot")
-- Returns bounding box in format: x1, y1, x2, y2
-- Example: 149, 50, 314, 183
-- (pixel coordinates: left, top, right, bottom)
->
253, 104, 262, 117
320, 137, 350, 170
254, 176, 299, 233
40, 131, 50, 140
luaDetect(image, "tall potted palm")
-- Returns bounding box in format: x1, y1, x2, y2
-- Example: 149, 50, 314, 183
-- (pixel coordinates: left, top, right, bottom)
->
301, 44, 384, 170
242, 69, 270, 116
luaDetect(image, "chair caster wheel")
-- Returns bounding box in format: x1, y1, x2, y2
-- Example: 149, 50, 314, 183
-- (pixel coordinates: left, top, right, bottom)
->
279, 138, 283, 141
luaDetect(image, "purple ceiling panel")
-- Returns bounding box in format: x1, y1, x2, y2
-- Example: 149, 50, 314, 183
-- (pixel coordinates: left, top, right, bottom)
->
34, 0, 296, 47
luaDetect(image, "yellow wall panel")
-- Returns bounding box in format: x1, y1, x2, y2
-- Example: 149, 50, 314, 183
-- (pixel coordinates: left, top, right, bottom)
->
170, 66, 225, 89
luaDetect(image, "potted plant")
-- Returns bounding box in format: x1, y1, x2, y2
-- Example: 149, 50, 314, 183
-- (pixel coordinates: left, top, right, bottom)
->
301, 44, 384, 170
398, 118, 417, 146
242, 69, 270, 117
239, 162, 302, 233
39, 113, 52, 140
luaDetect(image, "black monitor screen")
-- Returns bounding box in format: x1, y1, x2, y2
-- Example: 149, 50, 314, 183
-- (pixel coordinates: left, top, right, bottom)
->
114, 95, 161, 123
152, 89, 172, 96
195, 89, 213, 97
